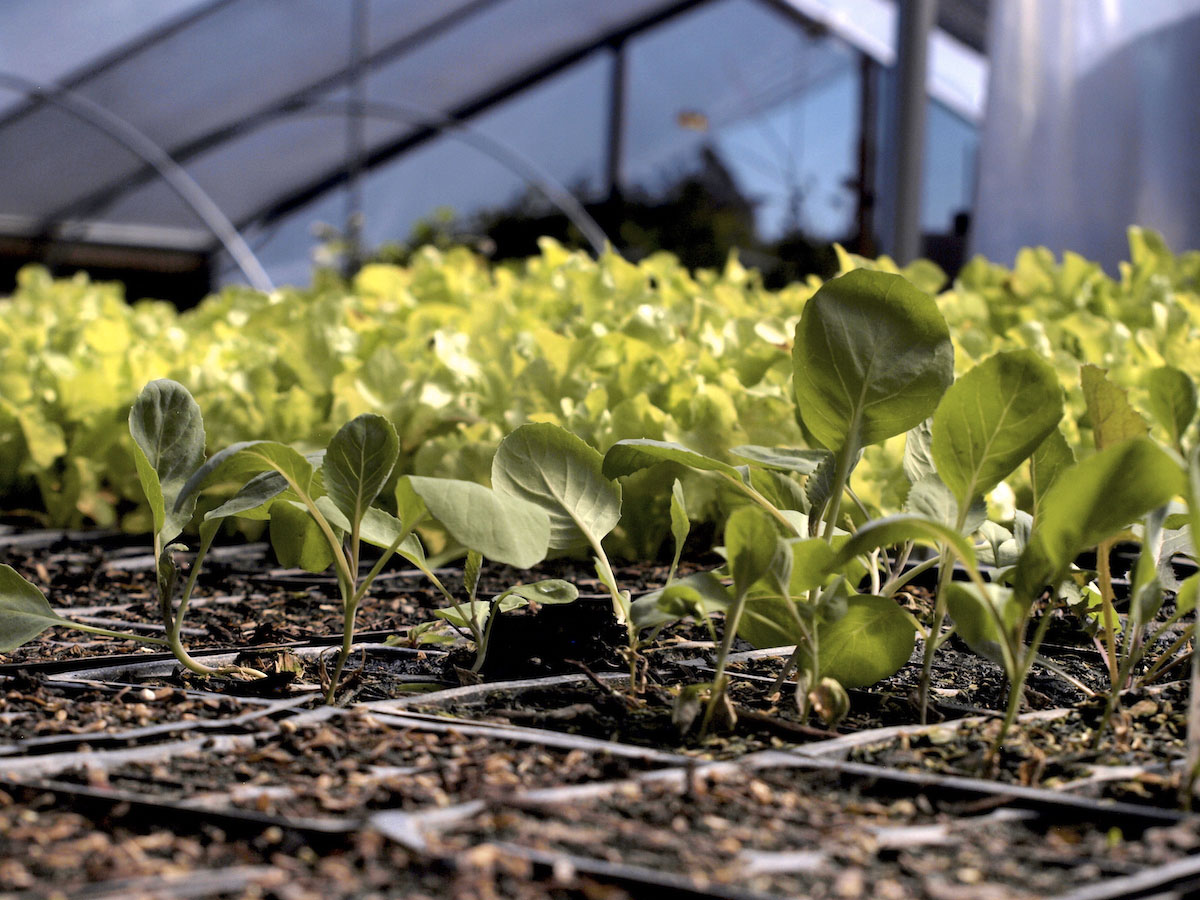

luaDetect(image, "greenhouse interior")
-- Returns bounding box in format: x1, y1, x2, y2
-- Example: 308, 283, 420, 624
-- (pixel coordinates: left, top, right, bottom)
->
5, 2, 1200, 899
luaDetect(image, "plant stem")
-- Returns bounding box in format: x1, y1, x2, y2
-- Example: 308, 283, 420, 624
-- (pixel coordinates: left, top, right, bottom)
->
325, 599, 358, 704
699, 591, 748, 737
984, 595, 1056, 768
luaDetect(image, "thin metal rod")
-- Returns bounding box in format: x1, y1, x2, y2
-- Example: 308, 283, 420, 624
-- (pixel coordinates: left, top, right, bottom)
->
0, 70, 274, 292
262, 97, 613, 257
889, 0, 937, 264
605, 40, 627, 203
344, 0, 369, 274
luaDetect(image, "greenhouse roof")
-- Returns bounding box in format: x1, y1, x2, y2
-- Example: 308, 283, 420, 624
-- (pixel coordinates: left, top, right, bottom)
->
0, 0, 988, 289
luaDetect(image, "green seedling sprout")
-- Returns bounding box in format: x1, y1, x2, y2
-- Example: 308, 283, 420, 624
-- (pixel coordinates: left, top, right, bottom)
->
178, 412, 407, 702
0, 380, 265, 678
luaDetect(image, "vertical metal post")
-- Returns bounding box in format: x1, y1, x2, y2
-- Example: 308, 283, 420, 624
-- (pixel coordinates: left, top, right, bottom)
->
345, 0, 369, 276
853, 54, 879, 258
889, 0, 936, 264
605, 39, 627, 204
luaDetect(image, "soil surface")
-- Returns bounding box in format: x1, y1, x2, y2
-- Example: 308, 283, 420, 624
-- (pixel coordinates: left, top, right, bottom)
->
429, 763, 1200, 900
46, 708, 672, 820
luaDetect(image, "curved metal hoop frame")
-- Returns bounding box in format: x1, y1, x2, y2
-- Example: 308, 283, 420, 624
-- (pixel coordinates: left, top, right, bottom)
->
0, 70, 275, 292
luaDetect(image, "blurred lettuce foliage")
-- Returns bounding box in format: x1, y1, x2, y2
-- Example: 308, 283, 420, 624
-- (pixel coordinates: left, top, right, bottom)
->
1, 228, 1197, 557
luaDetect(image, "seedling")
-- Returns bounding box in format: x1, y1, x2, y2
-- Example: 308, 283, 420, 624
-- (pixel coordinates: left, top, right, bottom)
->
611, 269, 953, 726
0, 380, 263, 678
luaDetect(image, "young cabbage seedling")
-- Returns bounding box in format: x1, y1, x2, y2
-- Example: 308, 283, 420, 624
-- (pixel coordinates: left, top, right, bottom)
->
0, 380, 264, 678
610, 269, 952, 724
178, 412, 408, 702
947, 436, 1182, 764
394, 473, 576, 672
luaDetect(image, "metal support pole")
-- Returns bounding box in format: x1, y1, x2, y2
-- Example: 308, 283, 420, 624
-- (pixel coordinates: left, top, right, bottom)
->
889, 0, 936, 264
344, 0, 369, 277
605, 40, 627, 205
853, 54, 879, 258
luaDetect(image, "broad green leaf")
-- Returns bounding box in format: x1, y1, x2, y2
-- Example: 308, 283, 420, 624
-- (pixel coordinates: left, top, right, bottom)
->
631, 572, 731, 631
493, 423, 621, 551
738, 597, 805, 648
785, 538, 837, 595
129, 379, 206, 543
902, 418, 937, 485
931, 350, 1062, 510
358, 507, 426, 566
177, 441, 314, 514
504, 579, 579, 605
728, 445, 829, 476
270, 501, 335, 573
945, 581, 1024, 668
905, 475, 986, 534
1081, 364, 1148, 450
1015, 437, 1183, 598
792, 269, 953, 452
405, 475, 550, 569
725, 505, 785, 601
602, 438, 741, 481
1145, 366, 1197, 448
394, 477, 429, 531
1030, 428, 1075, 524
816, 594, 916, 688
832, 513, 977, 572
0, 565, 73, 652
323, 414, 399, 529
205, 470, 291, 523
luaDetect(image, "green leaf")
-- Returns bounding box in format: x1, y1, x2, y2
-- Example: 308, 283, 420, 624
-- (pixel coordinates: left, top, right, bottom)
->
177, 440, 314, 514
784, 537, 837, 595
493, 423, 621, 551
832, 513, 977, 572
1081, 364, 1148, 450
1145, 366, 1197, 447
602, 439, 742, 481
905, 475, 986, 534
358, 507, 426, 566
1015, 437, 1184, 598
668, 478, 690, 583
129, 379, 206, 544
1030, 428, 1075, 524
728, 445, 829, 476
817, 594, 916, 688
0, 565, 73, 652
270, 501, 335, 573
323, 414, 399, 530
792, 269, 953, 452
405, 475, 551, 569
205, 470, 292, 523
725, 505, 784, 601
902, 418, 937, 485
631, 572, 731, 631
1176, 573, 1199, 615
945, 581, 1024, 668
504, 579, 579, 605
738, 597, 805, 649
931, 350, 1063, 510
435, 600, 510, 630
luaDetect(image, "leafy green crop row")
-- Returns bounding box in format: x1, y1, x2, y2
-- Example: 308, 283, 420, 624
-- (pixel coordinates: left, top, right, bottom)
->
2, 229, 1199, 555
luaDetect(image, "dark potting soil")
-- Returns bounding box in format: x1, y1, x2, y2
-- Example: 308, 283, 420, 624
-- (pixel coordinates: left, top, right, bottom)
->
0, 788, 630, 900
48, 708, 671, 821
0, 672, 271, 745
848, 680, 1192, 808
431, 764, 1200, 900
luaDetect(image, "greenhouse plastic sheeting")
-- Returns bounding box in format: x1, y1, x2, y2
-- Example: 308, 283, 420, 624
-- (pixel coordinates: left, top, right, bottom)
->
972, 0, 1200, 270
